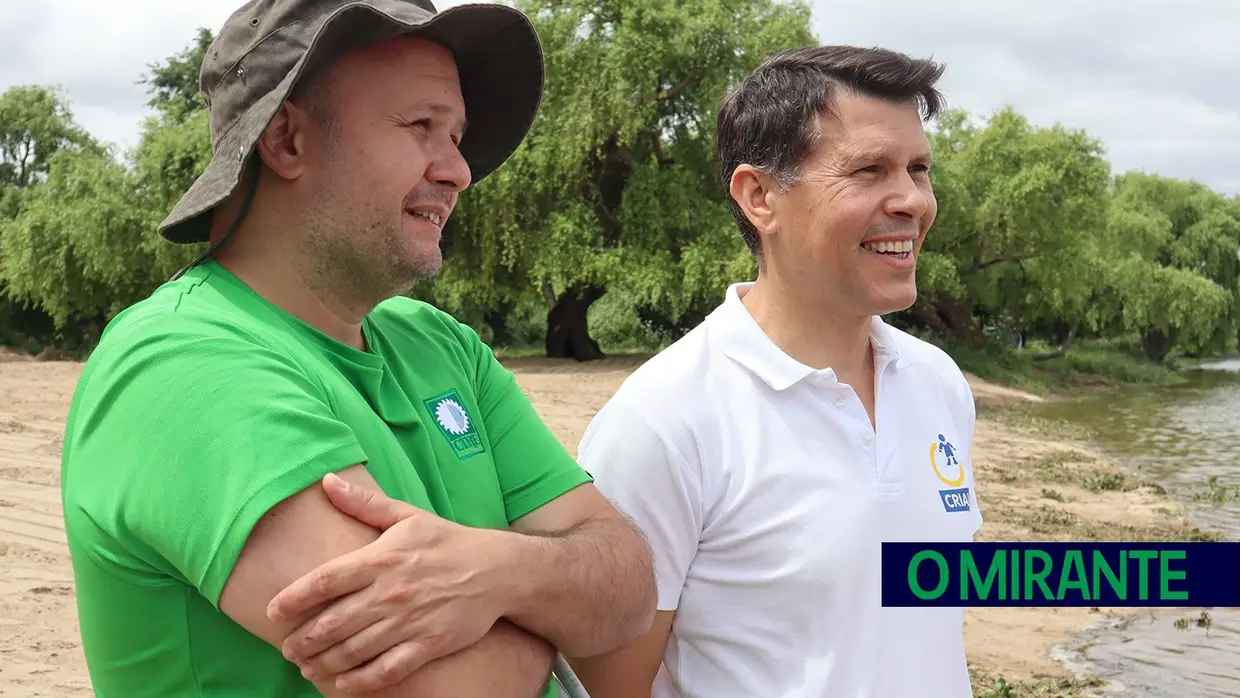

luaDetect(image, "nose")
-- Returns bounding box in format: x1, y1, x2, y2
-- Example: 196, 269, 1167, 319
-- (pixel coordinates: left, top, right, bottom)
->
886, 171, 931, 221
426, 144, 472, 192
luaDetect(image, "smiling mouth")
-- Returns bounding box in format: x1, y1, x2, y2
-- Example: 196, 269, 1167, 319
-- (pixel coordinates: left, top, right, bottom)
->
408, 210, 442, 226
862, 239, 913, 257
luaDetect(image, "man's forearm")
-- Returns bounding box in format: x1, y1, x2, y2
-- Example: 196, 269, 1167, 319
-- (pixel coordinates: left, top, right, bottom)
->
500, 515, 657, 658
379, 619, 555, 698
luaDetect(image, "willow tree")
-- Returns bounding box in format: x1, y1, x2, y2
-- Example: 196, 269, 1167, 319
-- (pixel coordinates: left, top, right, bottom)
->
0, 85, 102, 347
434, 0, 816, 360
0, 35, 211, 347
1103, 173, 1240, 362
914, 107, 1115, 350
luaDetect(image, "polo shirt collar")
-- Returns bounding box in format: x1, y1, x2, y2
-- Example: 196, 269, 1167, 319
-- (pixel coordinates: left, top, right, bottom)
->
710, 282, 908, 391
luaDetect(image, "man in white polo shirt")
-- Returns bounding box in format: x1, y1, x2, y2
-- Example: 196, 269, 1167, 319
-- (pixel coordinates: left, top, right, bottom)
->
566, 45, 983, 697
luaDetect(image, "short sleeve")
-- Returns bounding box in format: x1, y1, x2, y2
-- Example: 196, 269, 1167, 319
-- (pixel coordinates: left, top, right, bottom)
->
62, 315, 367, 606
576, 397, 703, 611
952, 365, 983, 523
449, 320, 592, 522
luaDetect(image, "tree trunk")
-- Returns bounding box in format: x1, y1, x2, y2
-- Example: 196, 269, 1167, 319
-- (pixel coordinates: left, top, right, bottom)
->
545, 284, 606, 361
483, 303, 513, 347
541, 279, 556, 310
1032, 318, 1080, 361
1141, 327, 1176, 363
912, 296, 987, 348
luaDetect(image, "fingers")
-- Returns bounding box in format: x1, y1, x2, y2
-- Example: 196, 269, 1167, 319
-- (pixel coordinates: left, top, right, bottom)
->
322, 473, 419, 530
282, 590, 382, 664
297, 615, 405, 679
267, 549, 374, 622
335, 639, 438, 694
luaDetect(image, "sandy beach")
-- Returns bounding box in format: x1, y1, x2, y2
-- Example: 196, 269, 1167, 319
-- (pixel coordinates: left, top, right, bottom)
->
0, 350, 1216, 696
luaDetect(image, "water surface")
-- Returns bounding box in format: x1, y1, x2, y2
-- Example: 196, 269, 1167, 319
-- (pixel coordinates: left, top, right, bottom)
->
1033, 361, 1240, 696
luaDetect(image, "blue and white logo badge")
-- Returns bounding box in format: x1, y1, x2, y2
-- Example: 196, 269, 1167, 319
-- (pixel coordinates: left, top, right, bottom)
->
929, 433, 971, 513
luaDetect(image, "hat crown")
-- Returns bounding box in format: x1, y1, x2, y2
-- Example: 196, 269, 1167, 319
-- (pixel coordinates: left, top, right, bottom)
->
199, 0, 438, 146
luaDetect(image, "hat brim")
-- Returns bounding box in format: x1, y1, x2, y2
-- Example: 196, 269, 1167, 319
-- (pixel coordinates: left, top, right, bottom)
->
158, 2, 544, 245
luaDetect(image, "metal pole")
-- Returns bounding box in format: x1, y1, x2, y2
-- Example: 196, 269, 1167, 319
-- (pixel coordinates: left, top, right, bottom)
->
552, 653, 592, 698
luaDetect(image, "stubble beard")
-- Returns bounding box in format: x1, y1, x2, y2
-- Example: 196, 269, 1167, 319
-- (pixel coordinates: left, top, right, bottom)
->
298, 201, 441, 317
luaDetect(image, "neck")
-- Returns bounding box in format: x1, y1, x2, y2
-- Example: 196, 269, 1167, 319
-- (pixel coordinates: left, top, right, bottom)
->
741, 271, 875, 382
209, 209, 370, 351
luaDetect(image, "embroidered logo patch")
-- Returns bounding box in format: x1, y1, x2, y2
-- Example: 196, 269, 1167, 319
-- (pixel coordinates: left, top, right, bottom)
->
423, 389, 485, 460
930, 433, 971, 513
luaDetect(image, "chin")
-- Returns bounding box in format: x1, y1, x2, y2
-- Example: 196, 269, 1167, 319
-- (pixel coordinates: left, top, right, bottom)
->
868, 284, 918, 316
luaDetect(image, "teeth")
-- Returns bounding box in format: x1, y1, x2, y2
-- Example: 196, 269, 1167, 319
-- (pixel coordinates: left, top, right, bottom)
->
412, 211, 442, 226
863, 239, 913, 254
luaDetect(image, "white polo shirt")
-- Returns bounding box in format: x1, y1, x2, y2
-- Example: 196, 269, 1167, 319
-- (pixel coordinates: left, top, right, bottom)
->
577, 282, 983, 698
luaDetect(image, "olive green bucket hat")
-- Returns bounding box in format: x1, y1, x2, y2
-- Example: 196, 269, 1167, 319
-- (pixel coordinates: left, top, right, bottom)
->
158, 0, 543, 245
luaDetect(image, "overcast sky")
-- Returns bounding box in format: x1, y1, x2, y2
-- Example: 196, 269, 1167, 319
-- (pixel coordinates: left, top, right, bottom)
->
2, 0, 1236, 194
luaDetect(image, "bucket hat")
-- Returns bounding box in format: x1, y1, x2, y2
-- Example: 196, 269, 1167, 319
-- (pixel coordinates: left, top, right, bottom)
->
158, 0, 544, 245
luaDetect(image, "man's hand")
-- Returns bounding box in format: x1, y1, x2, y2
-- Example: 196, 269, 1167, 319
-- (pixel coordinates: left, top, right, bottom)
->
267, 473, 510, 692
268, 472, 656, 696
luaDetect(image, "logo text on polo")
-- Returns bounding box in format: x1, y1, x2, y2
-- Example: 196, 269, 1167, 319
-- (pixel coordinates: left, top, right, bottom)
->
939, 488, 972, 513
423, 389, 485, 460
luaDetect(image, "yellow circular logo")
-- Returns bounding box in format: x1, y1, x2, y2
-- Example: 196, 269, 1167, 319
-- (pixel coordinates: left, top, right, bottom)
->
929, 435, 966, 487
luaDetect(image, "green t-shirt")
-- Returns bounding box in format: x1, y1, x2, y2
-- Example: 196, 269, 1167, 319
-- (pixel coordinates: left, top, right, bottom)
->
61, 260, 591, 697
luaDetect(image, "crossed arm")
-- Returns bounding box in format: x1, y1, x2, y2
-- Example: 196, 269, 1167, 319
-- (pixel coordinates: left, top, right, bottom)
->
218, 464, 556, 698
219, 463, 657, 697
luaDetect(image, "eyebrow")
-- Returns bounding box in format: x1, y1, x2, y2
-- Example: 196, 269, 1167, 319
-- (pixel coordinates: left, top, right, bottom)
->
849, 149, 933, 166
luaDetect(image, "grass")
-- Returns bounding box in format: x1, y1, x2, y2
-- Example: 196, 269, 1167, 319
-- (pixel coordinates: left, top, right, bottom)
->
1189, 475, 1240, 506
942, 337, 1184, 395
974, 437, 1222, 542
971, 669, 1108, 698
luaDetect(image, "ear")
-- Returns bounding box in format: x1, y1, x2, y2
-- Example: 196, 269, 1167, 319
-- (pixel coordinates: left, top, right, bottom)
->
729, 164, 780, 239
254, 102, 310, 181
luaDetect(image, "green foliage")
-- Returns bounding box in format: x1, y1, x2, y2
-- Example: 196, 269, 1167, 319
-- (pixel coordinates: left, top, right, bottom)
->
140, 27, 214, 121
0, 9, 1238, 374
0, 85, 99, 189
1103, 173, 1240, 356
944, 336, 1181, 393
440, 0, 814, 331
0, 36, 209, 350
920, 107, 1113, 337
0, 147, 175, 325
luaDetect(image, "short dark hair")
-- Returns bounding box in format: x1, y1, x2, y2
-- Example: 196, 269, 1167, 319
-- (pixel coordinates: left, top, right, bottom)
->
716, 45, 946, 257
287, 59, 341, 136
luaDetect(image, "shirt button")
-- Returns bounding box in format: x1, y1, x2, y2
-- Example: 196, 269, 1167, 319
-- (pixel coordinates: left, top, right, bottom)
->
834, 398, 846, 408
863, 435, 873, 445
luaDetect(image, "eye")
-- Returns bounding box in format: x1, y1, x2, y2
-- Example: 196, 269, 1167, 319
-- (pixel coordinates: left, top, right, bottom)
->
910, 163, 931, 174
856, 165, 880, 174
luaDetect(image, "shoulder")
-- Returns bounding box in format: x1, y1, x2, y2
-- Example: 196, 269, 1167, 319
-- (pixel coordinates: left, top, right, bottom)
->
607, 322, 715, 415
371, 294, 454, 328
580, 323, 717, 464
67, 292, 330, 464
370, 295, 486, 352
881, 322, 975, 413
80, 293, 302, 395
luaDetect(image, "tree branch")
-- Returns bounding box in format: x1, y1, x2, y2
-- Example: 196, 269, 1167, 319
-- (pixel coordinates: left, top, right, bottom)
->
644, 70, 702, 106
613, 146, 638, 171
971, 254, 1033, 272
940, 231, 980, 252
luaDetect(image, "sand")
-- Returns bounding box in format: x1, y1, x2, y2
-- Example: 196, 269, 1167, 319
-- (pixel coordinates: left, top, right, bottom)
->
0, 352, 1209, 696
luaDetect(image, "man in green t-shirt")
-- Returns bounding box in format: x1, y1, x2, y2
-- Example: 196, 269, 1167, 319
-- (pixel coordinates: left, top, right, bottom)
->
59, 1, 657, 697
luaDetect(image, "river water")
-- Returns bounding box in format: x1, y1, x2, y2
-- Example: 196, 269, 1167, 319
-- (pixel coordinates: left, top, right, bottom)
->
1033, 360, 1240, 697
